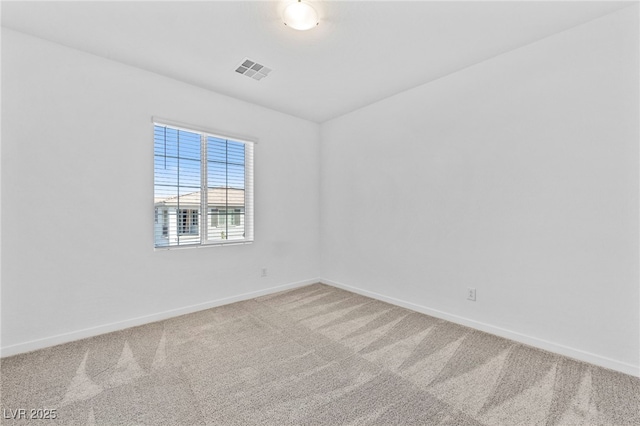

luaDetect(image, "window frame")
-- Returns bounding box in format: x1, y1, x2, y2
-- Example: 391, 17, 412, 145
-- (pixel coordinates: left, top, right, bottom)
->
153, 118, 255, 250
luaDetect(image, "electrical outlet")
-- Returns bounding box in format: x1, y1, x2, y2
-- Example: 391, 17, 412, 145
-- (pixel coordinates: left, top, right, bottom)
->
467, 288, 476, 301
261, 268, 267, 277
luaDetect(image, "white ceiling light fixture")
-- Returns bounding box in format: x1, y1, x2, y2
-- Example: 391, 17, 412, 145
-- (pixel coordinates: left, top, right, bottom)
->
283, 0, 318, 31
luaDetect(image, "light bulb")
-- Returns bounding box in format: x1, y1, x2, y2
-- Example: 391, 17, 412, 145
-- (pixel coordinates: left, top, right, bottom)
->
283, 1, 318, 31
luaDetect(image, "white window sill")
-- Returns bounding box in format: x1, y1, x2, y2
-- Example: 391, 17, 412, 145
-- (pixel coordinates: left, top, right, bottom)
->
154, 240, 253, 251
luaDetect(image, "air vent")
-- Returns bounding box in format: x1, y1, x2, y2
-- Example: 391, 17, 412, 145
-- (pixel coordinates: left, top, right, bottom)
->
235, 58, 272, 81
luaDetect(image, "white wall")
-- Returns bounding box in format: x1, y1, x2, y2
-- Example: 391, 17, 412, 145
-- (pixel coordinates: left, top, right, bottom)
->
320, 6, 639, 375
1, 29, 321, 354
2, 6, 639, 377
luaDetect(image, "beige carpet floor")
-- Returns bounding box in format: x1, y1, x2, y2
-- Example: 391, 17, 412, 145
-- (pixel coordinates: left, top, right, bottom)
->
1, 283, 639, 425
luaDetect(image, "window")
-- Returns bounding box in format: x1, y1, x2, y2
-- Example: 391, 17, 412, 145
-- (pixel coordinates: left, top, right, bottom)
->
162, 209, 169, 237
231, 208, 242, 226
153, 121, 254, 248
210, 208, 219, 227
178, 209, 199, 235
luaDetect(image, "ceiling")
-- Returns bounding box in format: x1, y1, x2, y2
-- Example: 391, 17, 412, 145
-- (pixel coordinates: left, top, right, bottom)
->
1, 1, 633, 123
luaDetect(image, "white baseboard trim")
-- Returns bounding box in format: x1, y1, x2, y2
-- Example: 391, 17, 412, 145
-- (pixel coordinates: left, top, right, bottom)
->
0, 278, 319, 358
321, 278, 640, 378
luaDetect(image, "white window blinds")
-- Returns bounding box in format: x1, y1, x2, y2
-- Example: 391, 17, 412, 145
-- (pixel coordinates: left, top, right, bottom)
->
153, 122, 254, 248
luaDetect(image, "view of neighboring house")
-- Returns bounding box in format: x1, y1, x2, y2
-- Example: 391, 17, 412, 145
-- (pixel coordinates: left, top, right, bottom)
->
154, 187, 245, 247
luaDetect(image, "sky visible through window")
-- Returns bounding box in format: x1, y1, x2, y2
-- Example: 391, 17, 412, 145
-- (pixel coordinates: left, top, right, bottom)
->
154, 125, 245, 203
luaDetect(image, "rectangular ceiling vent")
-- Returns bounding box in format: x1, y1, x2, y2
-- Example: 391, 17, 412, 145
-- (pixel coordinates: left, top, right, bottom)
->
235, 58, 271, 81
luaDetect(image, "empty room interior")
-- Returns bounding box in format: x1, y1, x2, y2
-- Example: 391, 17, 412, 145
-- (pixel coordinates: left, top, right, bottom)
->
1, 1, 639, 425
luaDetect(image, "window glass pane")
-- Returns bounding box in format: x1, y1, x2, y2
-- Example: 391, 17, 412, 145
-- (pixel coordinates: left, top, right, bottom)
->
154, 125, 201, 247
207, 137, 226, 163
177, 209, 199, 237
207, 161, 226, 188
154, 156, 178, 187
154, 126, 176, 158
162, 210, 169, 237
177, 130, 201, 161
210, 209, 218, 227
177, 158, 201, 189
155, 124, 251, 248
227, 141, 245, 166
227, 163, 245, 189
206, 136, 245, 243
